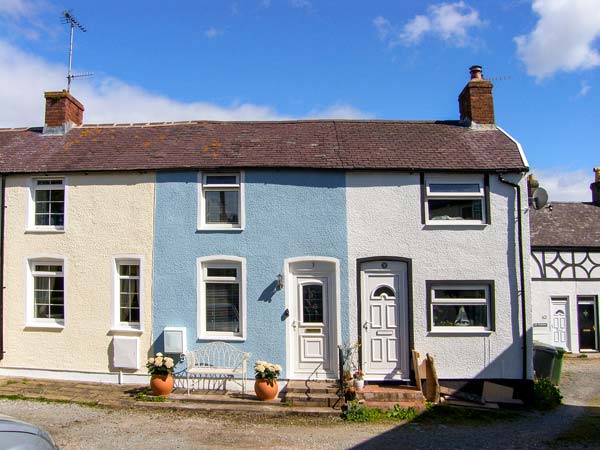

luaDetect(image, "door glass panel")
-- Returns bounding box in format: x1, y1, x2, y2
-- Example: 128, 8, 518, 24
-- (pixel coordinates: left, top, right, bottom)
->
302, 284, 323, 323
373, 285, 395, 298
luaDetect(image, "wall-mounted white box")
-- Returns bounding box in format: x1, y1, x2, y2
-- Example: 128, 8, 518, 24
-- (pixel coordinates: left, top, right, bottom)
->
164, 327, 187, 354
113, 336, 139, 370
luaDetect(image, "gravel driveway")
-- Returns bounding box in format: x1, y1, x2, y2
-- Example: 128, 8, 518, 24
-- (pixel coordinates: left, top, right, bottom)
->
1, 356, 598, 450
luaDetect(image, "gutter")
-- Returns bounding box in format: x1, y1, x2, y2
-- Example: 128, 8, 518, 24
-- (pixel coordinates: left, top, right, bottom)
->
0, 175, 5, 360
497, 175, 528, 380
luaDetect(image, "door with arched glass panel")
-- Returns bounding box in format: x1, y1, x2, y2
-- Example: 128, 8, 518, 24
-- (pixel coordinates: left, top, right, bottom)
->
360, 260, 409, 380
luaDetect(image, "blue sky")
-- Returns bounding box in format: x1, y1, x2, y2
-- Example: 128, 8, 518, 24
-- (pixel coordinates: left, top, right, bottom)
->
0, 0, 599, 201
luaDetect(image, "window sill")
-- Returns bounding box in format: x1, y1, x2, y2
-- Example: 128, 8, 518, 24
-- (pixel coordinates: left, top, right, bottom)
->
109, 327, 143, 336
198, 335, 245, 342
24, 322, 65, 331
423, 223, 488, 230
427, 330, 493, 337
197, 226, 244, 233
25, 228, 65, 234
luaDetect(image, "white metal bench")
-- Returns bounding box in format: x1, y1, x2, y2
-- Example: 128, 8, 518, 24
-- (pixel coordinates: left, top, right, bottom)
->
183, 342, 251, 395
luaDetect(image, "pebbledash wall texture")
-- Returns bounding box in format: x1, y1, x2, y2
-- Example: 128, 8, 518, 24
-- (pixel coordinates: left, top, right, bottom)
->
346, 172, 532, 380
1, 173, 155, 380
152, 169, 348, 378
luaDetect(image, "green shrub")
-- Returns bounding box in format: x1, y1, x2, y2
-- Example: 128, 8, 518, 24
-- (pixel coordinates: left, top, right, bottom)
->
385, 404, 418, 421
533, 378, 562, 410
342, 400, 383, 422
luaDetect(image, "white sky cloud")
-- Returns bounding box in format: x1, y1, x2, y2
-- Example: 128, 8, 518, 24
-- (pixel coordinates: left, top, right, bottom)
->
534, 167, 595, 202
0, 0, 31, 16
0, 40, 371, 127
577, 80, 591, 97
515, 0, 600, 79
374, 2, 483, 47
205, 27, 223, 39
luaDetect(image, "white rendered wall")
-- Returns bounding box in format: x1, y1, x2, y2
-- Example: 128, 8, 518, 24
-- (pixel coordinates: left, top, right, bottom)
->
346, 172, 531, 380
531, 252, 600, 352
1, 173, 155, 376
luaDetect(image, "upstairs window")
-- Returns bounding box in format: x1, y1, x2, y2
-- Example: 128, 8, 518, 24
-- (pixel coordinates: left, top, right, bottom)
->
424, 175, 487, 225
199, 173, 244, 230
30, 178, 65, 230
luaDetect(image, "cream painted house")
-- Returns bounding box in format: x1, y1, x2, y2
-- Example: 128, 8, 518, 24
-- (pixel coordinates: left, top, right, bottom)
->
0, 170, 154, 383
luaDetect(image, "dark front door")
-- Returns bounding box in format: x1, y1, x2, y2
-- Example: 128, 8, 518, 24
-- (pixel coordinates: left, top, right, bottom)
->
578, 297, 599, 351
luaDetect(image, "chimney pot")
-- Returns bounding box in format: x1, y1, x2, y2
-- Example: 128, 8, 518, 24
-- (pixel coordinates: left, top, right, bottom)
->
591, 167, 600, 205
469, 65, 483, 80
43, 90, 84, 135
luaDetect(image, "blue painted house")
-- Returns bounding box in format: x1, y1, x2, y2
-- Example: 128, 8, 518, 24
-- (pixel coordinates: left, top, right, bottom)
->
0, 66, 533, 396
153, 169, 348, 380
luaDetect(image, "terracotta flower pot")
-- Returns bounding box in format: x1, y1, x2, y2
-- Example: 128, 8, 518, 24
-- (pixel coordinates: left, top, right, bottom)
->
150, 373, 174, 397
254, 378, 278, 401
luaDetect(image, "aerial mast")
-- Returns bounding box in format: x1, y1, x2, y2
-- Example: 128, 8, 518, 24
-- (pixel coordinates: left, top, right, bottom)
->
62, 10, 92, 91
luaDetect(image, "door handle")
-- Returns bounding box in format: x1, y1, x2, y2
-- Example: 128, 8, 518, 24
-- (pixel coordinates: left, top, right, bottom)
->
363, 321, 370, 330
292, 320, 297, 330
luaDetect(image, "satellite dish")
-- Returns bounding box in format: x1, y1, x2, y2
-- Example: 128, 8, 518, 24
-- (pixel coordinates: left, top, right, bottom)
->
531, 187, 548, 210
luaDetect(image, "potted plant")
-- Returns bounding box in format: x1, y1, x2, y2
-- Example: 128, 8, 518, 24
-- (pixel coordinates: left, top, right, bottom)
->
254, 360, 281, 401
353, 370, 364, 390
146, 352, 175, 397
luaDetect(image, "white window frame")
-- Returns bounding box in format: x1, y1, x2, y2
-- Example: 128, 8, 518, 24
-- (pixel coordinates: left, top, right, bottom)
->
198, 171, 245, 230
429, 283, 492, 333
424, 174, 486, 225
27, 177, 67, 233
25, 256, 66, 329
111, 256, 143, 334
197, 256, 246, 341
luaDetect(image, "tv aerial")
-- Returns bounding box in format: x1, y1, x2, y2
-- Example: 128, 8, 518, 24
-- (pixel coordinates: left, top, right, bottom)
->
62, 10, 93, 91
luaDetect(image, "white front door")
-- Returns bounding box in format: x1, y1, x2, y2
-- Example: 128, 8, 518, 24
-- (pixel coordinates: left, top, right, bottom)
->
360, 260, 409, 380
551, 299, 569, 350
294, 277, 330, 375
286, 258, 339, 380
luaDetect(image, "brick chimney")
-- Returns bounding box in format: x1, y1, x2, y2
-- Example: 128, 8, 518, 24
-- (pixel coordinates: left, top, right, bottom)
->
591, 167, 600, 205
43, 90, 84, 135
527, 174, 539, 199
458, 65, 495, 127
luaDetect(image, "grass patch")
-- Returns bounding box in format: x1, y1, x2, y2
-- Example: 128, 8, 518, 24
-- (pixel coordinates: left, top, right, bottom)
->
134, 388, 167, 402
413, 403, 523, 425
4, 380, 18, 386
342, 400, 419, 423
0, 393, 99, 408
550, 413, 600, 447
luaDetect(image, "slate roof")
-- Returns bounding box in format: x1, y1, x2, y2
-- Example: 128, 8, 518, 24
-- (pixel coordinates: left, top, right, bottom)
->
0, 120, 526, 174
529, 202, 600, 248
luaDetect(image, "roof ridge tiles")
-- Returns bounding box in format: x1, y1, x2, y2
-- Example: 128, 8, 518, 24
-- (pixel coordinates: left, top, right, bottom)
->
76, 119, 455, 129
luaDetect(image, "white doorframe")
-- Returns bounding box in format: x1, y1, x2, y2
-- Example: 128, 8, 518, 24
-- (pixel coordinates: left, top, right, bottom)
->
359, 259, 409, 381
284, 257, 340, 380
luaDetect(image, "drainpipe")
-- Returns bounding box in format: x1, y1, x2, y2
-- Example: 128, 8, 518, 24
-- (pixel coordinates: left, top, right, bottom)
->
0, 175, 5, 360
498, 174, 528, 380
